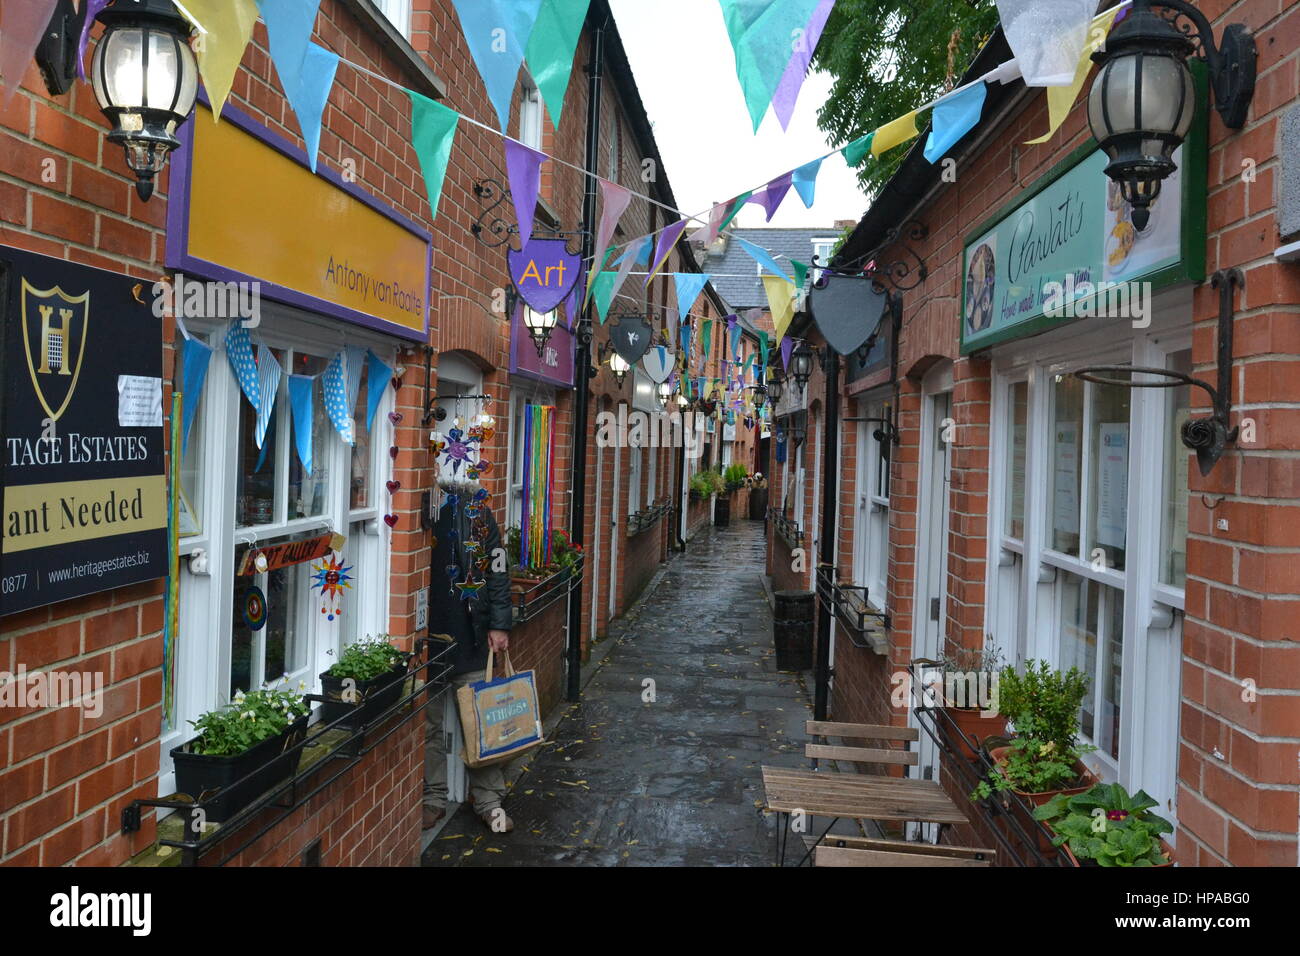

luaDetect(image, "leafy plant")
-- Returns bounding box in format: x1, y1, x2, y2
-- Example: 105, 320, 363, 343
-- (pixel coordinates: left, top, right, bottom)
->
187, 685, 309, 757
969, 660, 1093, 801
505, 526, 583, 576
690, 469, 725, 497
939, 643, 1005, 676
1033, 783, 1173, 866
327, 636, 405, 682
723, 463, 749, 488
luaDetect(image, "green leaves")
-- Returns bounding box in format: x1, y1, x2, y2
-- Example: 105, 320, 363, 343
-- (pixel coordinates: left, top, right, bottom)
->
812, 0, 1001, 195
1033, 782, 1173, 865
188, 686, 309, 757
327, 636, 406, 682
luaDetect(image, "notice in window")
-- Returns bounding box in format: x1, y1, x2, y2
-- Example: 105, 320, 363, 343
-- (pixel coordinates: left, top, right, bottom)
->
1053, 423, 1080, 531
1097, 423, 1130, 548
117, 375, 163, 428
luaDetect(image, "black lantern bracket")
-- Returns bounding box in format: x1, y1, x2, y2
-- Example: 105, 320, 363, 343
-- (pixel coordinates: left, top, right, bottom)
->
1141, 0, 1257, 129
471, 179, 514, 248
1074, 268, 1242, 477
819, 219, 930, 294
35, 0, 87, 96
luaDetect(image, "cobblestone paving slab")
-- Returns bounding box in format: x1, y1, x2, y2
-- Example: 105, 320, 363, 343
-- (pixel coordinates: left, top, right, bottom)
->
422, 520, 812, 867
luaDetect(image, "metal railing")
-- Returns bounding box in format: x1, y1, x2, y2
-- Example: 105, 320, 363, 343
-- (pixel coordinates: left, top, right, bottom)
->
511, 554, 584, 624
911, 702, 1075, 867
813, 565, 889, 651
770, 510, 804, 550
120, 639, 457, 866
627, 500, 671, 537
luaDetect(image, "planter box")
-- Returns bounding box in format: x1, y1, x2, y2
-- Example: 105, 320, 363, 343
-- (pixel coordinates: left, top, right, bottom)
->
1061, 838, 1175, 868
988, 745, 1098, 806
171, 714, 309, 823
319, 659, 410, 728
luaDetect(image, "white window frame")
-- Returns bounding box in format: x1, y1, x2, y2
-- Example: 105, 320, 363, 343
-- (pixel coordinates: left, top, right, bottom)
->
985, 290, 1191, 826
854, 393, 892, 610
373, 0, 412, 38
811, 237, 836, 283
163, 303, 395, 797
519, 75, 543, 151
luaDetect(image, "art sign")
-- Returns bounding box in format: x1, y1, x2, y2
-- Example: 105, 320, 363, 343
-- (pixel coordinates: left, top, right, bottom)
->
1, 246, 167, 615
508, 238, 582, 314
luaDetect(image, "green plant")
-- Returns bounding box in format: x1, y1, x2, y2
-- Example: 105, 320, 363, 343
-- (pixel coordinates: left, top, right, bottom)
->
327, 636, 405, 682
969, 660, 1093, 801
723, 463, 749, 487
505, 526, 583, 576
938, 644, 1005, 676
187, 685, 310, 757
690, 468, 725, 497
1032, 783, 1173, 866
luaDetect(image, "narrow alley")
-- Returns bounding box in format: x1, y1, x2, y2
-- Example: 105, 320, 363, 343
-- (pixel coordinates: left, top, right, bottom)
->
423, 520, 810, 867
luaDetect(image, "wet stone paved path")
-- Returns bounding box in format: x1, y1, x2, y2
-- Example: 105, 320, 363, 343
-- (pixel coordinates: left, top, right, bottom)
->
423, 519, 813, 867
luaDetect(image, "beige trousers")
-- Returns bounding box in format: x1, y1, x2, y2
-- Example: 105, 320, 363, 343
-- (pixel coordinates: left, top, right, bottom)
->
423, 669, 508, 814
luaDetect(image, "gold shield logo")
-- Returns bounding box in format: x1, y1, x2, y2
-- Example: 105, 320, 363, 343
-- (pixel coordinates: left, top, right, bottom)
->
22, 278, 89, 422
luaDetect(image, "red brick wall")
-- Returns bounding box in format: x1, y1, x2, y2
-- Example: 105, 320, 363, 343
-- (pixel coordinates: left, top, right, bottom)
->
829, 0, 1300, 867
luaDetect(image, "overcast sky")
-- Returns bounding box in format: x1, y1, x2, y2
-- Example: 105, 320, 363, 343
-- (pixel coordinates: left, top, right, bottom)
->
608, 0, 869, 232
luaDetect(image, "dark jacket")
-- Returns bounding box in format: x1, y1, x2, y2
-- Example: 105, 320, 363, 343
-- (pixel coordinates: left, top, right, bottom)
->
428, 500, 512, 675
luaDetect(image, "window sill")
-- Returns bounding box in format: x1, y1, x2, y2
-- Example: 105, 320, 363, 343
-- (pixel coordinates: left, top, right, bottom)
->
511, 557, 583, 624
338, 0, 446, 100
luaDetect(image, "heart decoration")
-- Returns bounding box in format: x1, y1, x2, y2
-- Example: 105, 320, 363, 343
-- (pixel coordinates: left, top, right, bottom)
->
386, 479, 401, 495
389, 411, 404, 425
384, 514, 399, 528
390, 376, 403, 392
389, 446, 399, 460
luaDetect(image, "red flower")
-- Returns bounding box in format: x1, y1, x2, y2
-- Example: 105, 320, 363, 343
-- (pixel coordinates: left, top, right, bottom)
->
1106, 810, 1129, 822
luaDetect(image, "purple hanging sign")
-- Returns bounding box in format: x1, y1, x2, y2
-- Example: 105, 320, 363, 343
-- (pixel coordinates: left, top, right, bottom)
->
509, 301, 576, 388
508, 237, 582, 314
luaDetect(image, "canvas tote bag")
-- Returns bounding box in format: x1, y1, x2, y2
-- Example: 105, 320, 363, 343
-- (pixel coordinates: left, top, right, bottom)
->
456, 649, 544, 768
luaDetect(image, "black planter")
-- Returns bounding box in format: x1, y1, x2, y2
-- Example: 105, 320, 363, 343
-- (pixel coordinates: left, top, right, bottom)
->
714, 497, 731, 528
773, 590, 814, 671
171, 714, 309, 823
319, 659, 410, 729
748, 487, 768, 520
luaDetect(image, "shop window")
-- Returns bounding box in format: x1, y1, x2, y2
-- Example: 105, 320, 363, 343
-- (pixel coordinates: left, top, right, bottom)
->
1003, 382, 1027, 540
1056, 572, 1124, 762
1049, 374, 1084, 556
519, 77, 543, 151
1087, 381, 1131, 572
374, 0, 412, 38
1161, 350, 1192, 588
856, 398, 892, 608
506, 386, 555, 530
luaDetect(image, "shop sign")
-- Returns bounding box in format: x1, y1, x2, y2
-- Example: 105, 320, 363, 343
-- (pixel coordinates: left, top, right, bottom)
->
508, 239, 582, 313
961, 84, 1207, 354
1, 246, 167, 615
509, 302, 575, 388
168, 102, 432, 342
235, 532, 334, 577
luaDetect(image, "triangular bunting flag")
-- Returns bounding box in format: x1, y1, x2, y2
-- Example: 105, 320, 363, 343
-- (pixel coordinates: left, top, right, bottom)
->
717, 0, 823, 131
1025, 6, 1121, 145
589, 179, 633, 300
591, 271, 618, 324
764, 276, 797, 345
792, 260, 810, 290
700, 318, 713, 361
672, 273, 711, 325
780, 335, 794, 369
996, 0, 1096, 87
225, 322, 261, 412
738, 237, 793, 284
1, 0, 58, 105
180, 336, 213, 458
283, 42, 339, 172
505, 139, 548, 245
526, 0, 590, 127
288, 374, 315, 474
322, 351, 354, 445
451, 0, 545, 131
407, 90, 460, 220
925, 82, 988, 163
365, 350, 392, 432
872, 111, 919, 157
255, 344, 283, 449
791, 156, 823, 208
344, 345, 365, 415
771, 0, 835, 130
646, 220, 688, 286
842, 132, 874, 167
257, 0, 320, 93
179, 0, 259, 120
750, 171, 793, 222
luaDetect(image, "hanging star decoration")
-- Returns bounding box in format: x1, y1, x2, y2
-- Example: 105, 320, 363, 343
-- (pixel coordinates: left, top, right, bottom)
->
311, 552, 354, 621
434, 415, 496, 497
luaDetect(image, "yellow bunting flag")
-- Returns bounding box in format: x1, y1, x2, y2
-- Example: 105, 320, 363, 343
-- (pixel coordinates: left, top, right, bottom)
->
762, 275, 797, 345
1025, 6, 1120, 145
871, 110, 920, 158
179, 0, 259, 120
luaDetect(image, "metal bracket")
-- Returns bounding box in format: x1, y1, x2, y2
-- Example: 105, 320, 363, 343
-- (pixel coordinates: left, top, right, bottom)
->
35, 0, 85, 97
1074, 268, 1240, 476
823, 219, 930, 293
470, 179, 514, 248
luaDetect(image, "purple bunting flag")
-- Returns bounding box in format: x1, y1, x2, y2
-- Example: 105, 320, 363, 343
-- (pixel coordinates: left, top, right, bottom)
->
505, 139, 548, 248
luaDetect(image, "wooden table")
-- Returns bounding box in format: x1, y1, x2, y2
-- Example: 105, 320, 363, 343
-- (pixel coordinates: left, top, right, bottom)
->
762, 765, 968, 866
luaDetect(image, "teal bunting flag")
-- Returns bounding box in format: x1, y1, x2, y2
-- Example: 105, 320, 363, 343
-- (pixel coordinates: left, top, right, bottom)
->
365, 350, 392, 432
180, 335, 212, 458
407, 90, 460, 220
672, 273, 711, 324
591, 271, 618, 324
526, 0, 591, 127
717, 0, 823, 131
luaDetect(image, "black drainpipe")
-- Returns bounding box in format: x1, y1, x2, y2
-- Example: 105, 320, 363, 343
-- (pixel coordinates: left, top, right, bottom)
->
813, 349, 840, 722
565, 14, 606, 702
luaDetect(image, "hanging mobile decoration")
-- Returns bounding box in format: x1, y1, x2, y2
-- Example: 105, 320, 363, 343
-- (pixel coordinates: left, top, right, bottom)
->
433, 411, 498, 597
311, 553, 354, 621
243, 585, 268, 631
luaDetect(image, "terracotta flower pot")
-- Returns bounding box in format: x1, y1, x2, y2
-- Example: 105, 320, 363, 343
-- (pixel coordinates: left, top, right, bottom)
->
1061, 838, 1175, 868
948, 706, 1006, 760
989, 745, 1098, 806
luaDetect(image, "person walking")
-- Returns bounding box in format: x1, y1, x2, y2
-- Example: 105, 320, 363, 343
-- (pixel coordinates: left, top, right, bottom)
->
423, 495, 514, 833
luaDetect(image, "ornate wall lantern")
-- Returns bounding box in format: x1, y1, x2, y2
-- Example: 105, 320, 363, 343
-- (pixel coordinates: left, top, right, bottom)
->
1087, 0, 1256, 229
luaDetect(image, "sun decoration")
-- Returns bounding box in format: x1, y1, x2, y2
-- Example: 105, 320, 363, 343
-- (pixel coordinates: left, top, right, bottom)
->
310, 553, 354, 622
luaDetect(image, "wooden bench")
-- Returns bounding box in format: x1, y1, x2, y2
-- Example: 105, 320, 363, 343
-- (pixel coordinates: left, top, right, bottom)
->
815, 835, 995, 867
761, 720, 969, 866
